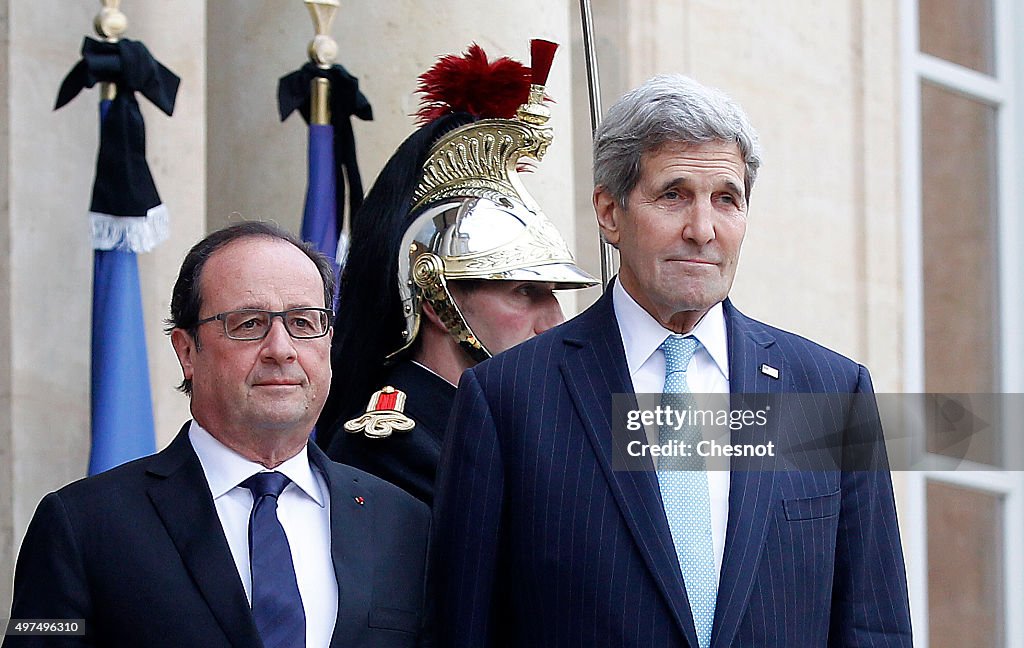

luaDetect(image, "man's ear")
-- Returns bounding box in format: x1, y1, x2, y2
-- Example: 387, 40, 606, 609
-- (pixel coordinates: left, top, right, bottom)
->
170, 328, 197, 383
594, 185, 622, 248
420, 300, 447, 332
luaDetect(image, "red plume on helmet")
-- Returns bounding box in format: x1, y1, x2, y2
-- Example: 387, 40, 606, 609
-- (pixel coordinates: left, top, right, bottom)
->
529, 39, 558, 87
414, 43, 533, 125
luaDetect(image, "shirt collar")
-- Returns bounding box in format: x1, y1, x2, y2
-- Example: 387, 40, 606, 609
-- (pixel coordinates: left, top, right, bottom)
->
188, 421, 326, 507
612, 279, 730, 380
410, 360, 458, 388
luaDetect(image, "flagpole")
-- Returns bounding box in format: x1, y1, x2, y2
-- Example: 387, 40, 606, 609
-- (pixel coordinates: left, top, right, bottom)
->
299, 0, 342, 270
281, 0, 371, 282
306, 1, 337, 126
578, 0, 602, 137
578, 0, 617, 290
96, 0, 125, 101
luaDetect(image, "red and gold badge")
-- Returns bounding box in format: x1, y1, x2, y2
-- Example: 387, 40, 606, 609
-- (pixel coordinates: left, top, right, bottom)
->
343, 386, 415, 439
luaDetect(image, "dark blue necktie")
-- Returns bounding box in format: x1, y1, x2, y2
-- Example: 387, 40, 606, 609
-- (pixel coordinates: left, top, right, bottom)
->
241, 471, 306, 648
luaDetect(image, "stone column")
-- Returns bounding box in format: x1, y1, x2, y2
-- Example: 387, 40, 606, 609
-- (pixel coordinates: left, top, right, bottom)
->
206, 0, 582, 313
0, 0, 205, 625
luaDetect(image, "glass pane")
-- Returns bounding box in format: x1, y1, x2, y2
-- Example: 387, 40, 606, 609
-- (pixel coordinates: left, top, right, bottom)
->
927, 481, 1004, 647
920, 81, 999, 406
919, 0, 995, 75
922, 394, 1002, 467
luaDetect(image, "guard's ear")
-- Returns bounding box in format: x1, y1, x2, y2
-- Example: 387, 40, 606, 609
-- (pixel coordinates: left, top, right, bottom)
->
420, 300, 447, 331
594, 185, 622, 248
170, 328, 197, 382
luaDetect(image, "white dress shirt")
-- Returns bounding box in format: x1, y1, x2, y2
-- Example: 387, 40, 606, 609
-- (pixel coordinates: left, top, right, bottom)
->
612, 281, 732, 580
189, 422, 338, 647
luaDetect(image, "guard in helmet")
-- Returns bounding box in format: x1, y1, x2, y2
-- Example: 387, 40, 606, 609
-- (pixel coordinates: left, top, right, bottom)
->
317, 40, 597, 504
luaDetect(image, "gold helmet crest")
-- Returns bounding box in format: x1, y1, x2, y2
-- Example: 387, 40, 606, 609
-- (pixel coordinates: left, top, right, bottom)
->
393, 40, 597, 361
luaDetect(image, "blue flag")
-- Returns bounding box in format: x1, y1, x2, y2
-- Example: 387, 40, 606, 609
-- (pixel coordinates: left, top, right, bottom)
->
280, 62, 372, 445
278, 62, 373, 274
56, 35, 179, 474
301, 122, 342, 273
90, 247, 156, 474
87, 97, 161, 474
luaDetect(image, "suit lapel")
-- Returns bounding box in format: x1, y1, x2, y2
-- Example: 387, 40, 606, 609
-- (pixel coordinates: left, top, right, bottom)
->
560, 291, 700, 646
146, 424, 262, 648
710, 301, 785, 648
309, 444, 373, 648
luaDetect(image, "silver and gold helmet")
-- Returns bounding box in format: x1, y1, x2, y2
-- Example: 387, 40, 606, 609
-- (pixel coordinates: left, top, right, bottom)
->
317, 40, 597, 441
393, 40, 597, 362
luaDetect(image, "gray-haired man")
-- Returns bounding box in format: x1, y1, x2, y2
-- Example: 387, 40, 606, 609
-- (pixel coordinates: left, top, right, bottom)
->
430, 75, 912, 647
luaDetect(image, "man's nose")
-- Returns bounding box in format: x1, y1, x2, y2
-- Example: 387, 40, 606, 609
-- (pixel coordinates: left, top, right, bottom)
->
260, 318, 297, 362
534, 296, 565, 335
681, 201, 716, 246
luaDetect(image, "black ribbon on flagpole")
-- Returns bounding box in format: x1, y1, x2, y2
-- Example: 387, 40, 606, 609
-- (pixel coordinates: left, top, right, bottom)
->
56, 37, 179, 221
278, 62, 373, 234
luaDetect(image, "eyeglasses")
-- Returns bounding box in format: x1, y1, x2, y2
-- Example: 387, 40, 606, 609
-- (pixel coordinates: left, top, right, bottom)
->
195, 308, 333, 341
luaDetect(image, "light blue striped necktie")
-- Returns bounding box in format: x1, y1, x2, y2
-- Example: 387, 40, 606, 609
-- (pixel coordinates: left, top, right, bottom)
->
657, 334, 717, 648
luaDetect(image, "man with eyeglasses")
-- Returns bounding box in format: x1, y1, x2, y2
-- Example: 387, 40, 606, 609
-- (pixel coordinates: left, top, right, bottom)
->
4, 222, 429, 647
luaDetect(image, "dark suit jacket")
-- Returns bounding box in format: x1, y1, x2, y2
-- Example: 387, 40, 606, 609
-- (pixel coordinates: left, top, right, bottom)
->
327, 361, 456, 505
4, 424, 430, 648
430, 290, 912, 647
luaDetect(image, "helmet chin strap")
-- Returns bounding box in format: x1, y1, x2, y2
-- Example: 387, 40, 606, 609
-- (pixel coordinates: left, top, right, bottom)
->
413, 253, 492, 364
455, 334, 491, 365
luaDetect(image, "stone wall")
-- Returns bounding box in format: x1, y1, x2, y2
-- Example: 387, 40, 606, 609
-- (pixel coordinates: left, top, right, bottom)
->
0, 0, 903, 623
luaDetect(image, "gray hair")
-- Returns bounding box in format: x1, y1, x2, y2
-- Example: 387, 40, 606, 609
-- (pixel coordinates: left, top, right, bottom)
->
593, 74, 762, 206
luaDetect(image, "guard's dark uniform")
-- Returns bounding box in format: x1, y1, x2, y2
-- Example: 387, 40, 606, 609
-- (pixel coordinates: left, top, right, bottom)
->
316, 41, 593, 510
326, 361, 455, 505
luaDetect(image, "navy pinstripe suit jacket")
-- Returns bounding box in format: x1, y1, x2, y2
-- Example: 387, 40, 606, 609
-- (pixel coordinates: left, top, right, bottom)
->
430, 290, 912, 647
